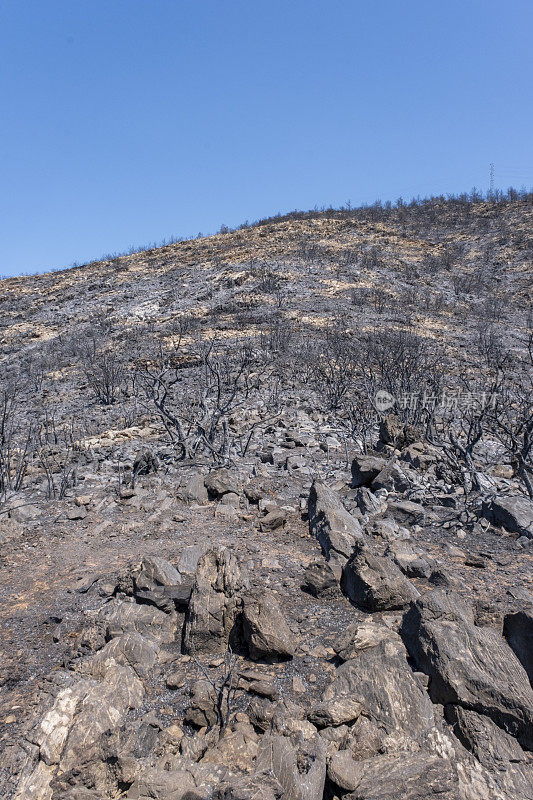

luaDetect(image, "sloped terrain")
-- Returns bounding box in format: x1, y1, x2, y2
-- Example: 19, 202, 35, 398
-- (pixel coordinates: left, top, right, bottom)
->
0, 195, 532, 799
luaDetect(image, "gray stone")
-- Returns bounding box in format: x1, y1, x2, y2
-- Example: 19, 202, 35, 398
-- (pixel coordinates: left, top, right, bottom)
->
242, 591, 296, 661
328, 751, 460, 798
302, 560, 337, 597
308, 481, 363, 576
341, 543, 419, 611
402, 590, 533, 749
325, 640, 435, 748
136, 555, 181, 591
371, 461, 416, 494
97, 599, 177, 643
308, 696, 363, 727
482, 495, 533, 538
183, 548, 246, 655
256, 731, 326, 800
351, 455, 388, 488
446, 705, 527, 768
204, 468, 241, 497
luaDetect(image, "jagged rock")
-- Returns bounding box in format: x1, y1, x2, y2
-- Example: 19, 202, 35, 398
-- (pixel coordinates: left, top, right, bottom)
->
340, 543, 419, 611
400, 440, 439, 470
504, 608, 533, 683
135, 555, 182, 591
80, 632, 159, 679
213, 770, 284, 799
259, 508, 286, 531
183, 548, 246, 655
133, 448, 159, 476
482, 494, 533, 538
242, 591, 296, 661
331, 620, 401, 661
238, 669, 279, 699
446, 705, 526, 767
185, 679, 218, 728
371, 461, 416, 494
324, 639, 435, 748
351, 455, 388, 488
387, 541, 433, 578
256, 731, 327, 800
126, 761, 229, 800
135, 582, 193, 613
354, 487, 386, 518
97, 598, 177, 643
302, 560, 337, 597
366, 517, 409, 543
308, 481, 363, 576
178, 544, 209, 575
308, 696, 363, 727
402, 590, 533, 749
49, 718, 159, 798
387, 499, 429, 524
204, 468, 241, 498
328, 751, 460, 798
30, 663, 144, 775
179, 473, 209, 505
201, 720, 259, 772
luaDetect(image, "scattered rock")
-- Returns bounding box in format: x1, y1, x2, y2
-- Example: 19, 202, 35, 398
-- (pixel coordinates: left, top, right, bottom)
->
402, 589, 533, 749
242, 591, 296, 661
302, 560, 337, 597
351, 454, 388, 488
341, 543, 419, 611
308, 481, 363, 576
482, 495, 533, 538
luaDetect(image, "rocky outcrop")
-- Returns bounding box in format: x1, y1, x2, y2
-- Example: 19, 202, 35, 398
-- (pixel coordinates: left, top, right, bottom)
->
183, 548, 247, 655
256, 731, 327, 800
482, 494, 533, 538
351, 454, 388, 488
328, 751, 461, 799
402, 590, 533, 749
308, 481, 363, 575
242, 591, 296, 661
341, 542, 419, 611
325, 639, 436, 749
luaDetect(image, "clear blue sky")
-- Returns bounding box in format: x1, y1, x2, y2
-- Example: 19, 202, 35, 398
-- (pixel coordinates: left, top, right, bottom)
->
1, 0, 532, 276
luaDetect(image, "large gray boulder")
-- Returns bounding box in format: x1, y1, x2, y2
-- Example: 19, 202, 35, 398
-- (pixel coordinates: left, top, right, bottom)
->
446, 705, 526, 768
328, 751, 460, 799
308, 481, 363, 576
242, 591, 296, 661
351, 455, 388, 488
341, 543, 419, 611
183, 548, 246, 655
323, 639, 435, 748
29, 663, 144, 774
97, 598, 177, 643
402, 590, 533, 749
204, 468, 241, 498
256, 731, 327, 800
482, 494, 533, 538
